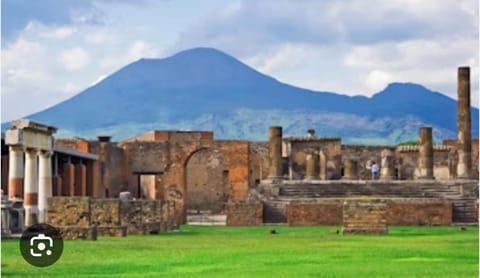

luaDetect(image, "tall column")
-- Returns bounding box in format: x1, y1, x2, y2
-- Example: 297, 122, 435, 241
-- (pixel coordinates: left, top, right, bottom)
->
268, 126, 283, 179
343, 159, 358, 180
24, 148, 38, 226
319, 151, 327, 180
38, 150, 52, 223
418, 127, 434, 179
8, 146, 24, 200
380, 149, 395, 180
305, 149, 319, 180
75, 164, 87, 196
457, 66, 472, 179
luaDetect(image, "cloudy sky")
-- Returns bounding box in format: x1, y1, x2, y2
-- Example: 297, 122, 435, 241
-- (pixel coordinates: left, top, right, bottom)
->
2, 0, 478, 121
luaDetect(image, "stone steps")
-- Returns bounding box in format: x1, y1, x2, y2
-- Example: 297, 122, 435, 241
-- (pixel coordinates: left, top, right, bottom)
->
451, 198, 478, 223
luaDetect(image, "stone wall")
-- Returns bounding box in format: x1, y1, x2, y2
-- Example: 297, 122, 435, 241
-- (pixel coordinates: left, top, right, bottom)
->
342, 145, 395, 179
226, 201, 263, 226
249, 142, 269, 188
47, 197, 177, 239
284, 137, 342, 180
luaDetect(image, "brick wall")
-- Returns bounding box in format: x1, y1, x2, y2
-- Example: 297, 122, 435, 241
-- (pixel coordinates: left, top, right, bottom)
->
226, 201, 263, 226
386, 199, 451, 225
286, 202, 342, 226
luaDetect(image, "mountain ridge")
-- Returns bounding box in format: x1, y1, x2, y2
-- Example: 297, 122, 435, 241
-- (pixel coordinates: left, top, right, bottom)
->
2, 47, 478, 144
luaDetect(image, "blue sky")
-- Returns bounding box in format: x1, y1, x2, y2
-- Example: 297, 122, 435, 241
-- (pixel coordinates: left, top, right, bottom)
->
2, 0, 478, 121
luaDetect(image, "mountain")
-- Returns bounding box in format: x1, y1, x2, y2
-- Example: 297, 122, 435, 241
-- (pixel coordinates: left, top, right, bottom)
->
2, 47, 478, 144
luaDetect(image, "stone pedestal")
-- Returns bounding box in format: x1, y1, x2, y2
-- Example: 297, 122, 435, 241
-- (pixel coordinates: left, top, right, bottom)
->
342, 159, 358, 180
342, 199, 388, 235
418, 127, 434, 179
380, 149, 395, 180
305, 149, 319, 180
268, 126, 283, 179
8, 146, 24, 200
457, 67, 472, 179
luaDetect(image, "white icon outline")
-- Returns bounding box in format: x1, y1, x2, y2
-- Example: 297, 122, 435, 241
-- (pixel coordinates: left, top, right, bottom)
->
29, 233, 53, 257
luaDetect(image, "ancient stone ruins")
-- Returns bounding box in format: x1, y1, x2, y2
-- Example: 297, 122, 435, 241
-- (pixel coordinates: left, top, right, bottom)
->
1, 66, 478, 238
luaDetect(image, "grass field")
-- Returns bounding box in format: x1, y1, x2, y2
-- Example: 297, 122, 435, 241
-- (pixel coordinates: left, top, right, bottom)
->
1, 225, 478, 277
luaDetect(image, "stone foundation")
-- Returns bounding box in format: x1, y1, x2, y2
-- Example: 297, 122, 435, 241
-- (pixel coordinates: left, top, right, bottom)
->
226, 201, 263, 226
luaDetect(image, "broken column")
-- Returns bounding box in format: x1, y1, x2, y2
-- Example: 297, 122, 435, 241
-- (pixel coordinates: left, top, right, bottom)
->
305, 149, 319, 180
418, 127, 434, 179
24, 148, 38, 226
8, 146, 24, 200
380, 149, 395, 180
457, 66, 472, 179
38, 150, 52, 223
343, 159, 358, 180
268, 126, 283, 179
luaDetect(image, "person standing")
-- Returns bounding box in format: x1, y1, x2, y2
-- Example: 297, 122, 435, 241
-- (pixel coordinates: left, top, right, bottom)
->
371, 161, 379, 180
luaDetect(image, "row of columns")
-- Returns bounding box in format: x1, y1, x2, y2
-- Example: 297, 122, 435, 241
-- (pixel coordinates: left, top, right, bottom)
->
8, 147, 53, 226
267, 67, 472, 181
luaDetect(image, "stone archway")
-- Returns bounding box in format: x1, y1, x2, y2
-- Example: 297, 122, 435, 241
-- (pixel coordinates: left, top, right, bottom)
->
185, 148, 228, 214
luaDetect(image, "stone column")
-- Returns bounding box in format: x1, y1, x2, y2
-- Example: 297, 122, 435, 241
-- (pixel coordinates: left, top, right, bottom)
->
305, 149, 319, 180
380, 149, 395, 180
8, 146, 24, 200
268, 126, 283, 179
418, 127, 434, 179
24, 148, 38, 226
38, 150, 52, 223
62, 163, 75, 196
457, 66, 472, 179
319, 151, 327, 180
343, 159, 358, 180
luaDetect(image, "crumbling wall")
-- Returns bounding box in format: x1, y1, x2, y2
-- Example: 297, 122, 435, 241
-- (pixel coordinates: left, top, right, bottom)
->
249, 142, 269, 188
342, 145, 394, 179
286, 138, 341, 179
47, 197, 177, 239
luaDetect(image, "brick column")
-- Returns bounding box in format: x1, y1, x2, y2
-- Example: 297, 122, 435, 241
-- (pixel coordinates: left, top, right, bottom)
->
75, 164, 87, 196
457, 66, 472, 179
62, 163, 75, 196
418, 127, 434, 179
38, 150, 52, 223
343, 159, 358, 180
24, 148, 38, 226
8, 146, 24, 200
268, 126, 283, 179
305, 149, 319, 180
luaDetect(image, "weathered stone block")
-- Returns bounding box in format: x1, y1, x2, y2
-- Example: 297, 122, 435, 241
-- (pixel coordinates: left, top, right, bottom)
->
342, 199, 388, 235
47, 197, 90, 227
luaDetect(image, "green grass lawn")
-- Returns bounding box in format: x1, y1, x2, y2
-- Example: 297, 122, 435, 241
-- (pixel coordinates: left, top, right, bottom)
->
1, 225, 478, 277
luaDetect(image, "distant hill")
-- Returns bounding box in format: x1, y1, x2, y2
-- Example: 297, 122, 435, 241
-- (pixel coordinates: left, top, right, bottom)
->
2, 47, 478, 144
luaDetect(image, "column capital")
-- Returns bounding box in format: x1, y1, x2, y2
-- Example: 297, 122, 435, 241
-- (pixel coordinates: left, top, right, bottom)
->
25, 147, 38, 154
9, 145, 25, 152
38, 149, 53, 158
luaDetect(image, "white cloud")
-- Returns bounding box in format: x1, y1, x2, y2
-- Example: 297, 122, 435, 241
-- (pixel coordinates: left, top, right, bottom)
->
58, 47, 92, 71
40, 26, 77, 39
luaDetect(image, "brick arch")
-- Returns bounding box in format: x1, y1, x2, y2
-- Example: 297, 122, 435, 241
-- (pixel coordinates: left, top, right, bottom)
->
184, 148, 229, 214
